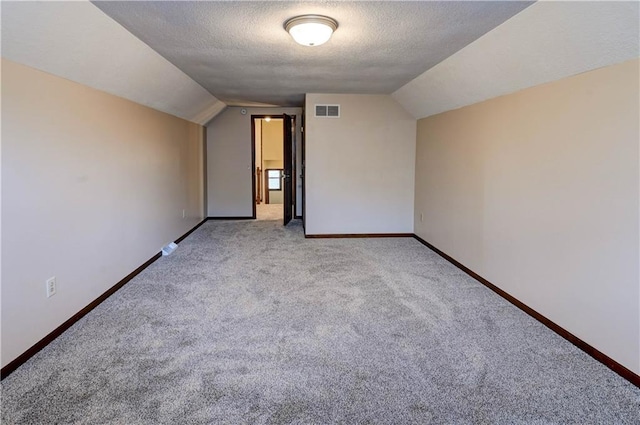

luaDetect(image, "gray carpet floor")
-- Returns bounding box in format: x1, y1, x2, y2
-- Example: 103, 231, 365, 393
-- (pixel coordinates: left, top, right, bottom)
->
1, 219, 639, 424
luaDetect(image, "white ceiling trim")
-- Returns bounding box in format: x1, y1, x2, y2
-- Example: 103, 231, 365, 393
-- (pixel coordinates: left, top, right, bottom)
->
1, 1, 226, 125
392, 1, 640, 119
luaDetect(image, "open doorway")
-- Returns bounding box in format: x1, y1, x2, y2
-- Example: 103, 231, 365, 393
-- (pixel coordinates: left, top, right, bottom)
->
252, 115, 295, 224
255, 116, 283, 221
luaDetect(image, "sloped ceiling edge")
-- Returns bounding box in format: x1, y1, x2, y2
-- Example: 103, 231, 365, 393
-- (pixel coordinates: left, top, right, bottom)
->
393, 2, 640, 119
1, 1, 226, 125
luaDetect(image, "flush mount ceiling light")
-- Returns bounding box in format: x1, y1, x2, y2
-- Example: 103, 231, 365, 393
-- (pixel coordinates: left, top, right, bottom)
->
284, 15, 338, 47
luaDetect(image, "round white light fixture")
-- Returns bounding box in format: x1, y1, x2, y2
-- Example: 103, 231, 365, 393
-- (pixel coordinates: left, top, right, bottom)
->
284, 15, 338, 47
265, 117, 271, 122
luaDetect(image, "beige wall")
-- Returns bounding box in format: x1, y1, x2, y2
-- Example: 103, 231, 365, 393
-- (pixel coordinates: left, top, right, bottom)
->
305, 94, 416, 235
261, 119, 284, 162
264, 160, 284, 170
206, 107, 302, 217
269, 191, 284, 205
414, 59, 640, 374
1, 59, 206, 368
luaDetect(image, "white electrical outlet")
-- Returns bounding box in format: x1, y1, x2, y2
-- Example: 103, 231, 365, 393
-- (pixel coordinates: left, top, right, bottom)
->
182, 209, 186, 219
46, 277, 57, 298
420, 213, 424, 222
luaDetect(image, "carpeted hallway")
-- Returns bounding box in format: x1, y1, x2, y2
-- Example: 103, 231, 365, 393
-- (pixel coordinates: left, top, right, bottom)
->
1, 219, 638, 424
256, 203, 283, 221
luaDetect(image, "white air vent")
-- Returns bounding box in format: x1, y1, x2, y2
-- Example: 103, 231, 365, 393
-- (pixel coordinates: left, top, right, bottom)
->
315, 104, 340, 118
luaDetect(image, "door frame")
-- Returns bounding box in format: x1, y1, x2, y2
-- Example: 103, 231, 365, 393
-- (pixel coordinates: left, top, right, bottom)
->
290, 116, 297, 221
282, 114, 294, 225
251, 115, 288, 219
301, 109, 305, 230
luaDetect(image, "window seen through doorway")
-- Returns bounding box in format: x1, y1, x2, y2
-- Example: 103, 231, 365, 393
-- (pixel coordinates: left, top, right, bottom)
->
267, 169, 282, 190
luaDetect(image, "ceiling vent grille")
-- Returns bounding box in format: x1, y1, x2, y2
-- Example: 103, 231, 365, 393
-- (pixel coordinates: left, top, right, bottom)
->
315, 104, 340, 118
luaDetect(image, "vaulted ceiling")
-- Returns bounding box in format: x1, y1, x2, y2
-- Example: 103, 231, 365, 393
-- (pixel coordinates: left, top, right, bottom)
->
2, 1, 638, 124
92, 1, 532, 107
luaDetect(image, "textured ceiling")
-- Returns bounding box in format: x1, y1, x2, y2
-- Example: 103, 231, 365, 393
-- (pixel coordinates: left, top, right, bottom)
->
1, 1, 225, 125
93, 1, 532, 106
393, 1, 640, 119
